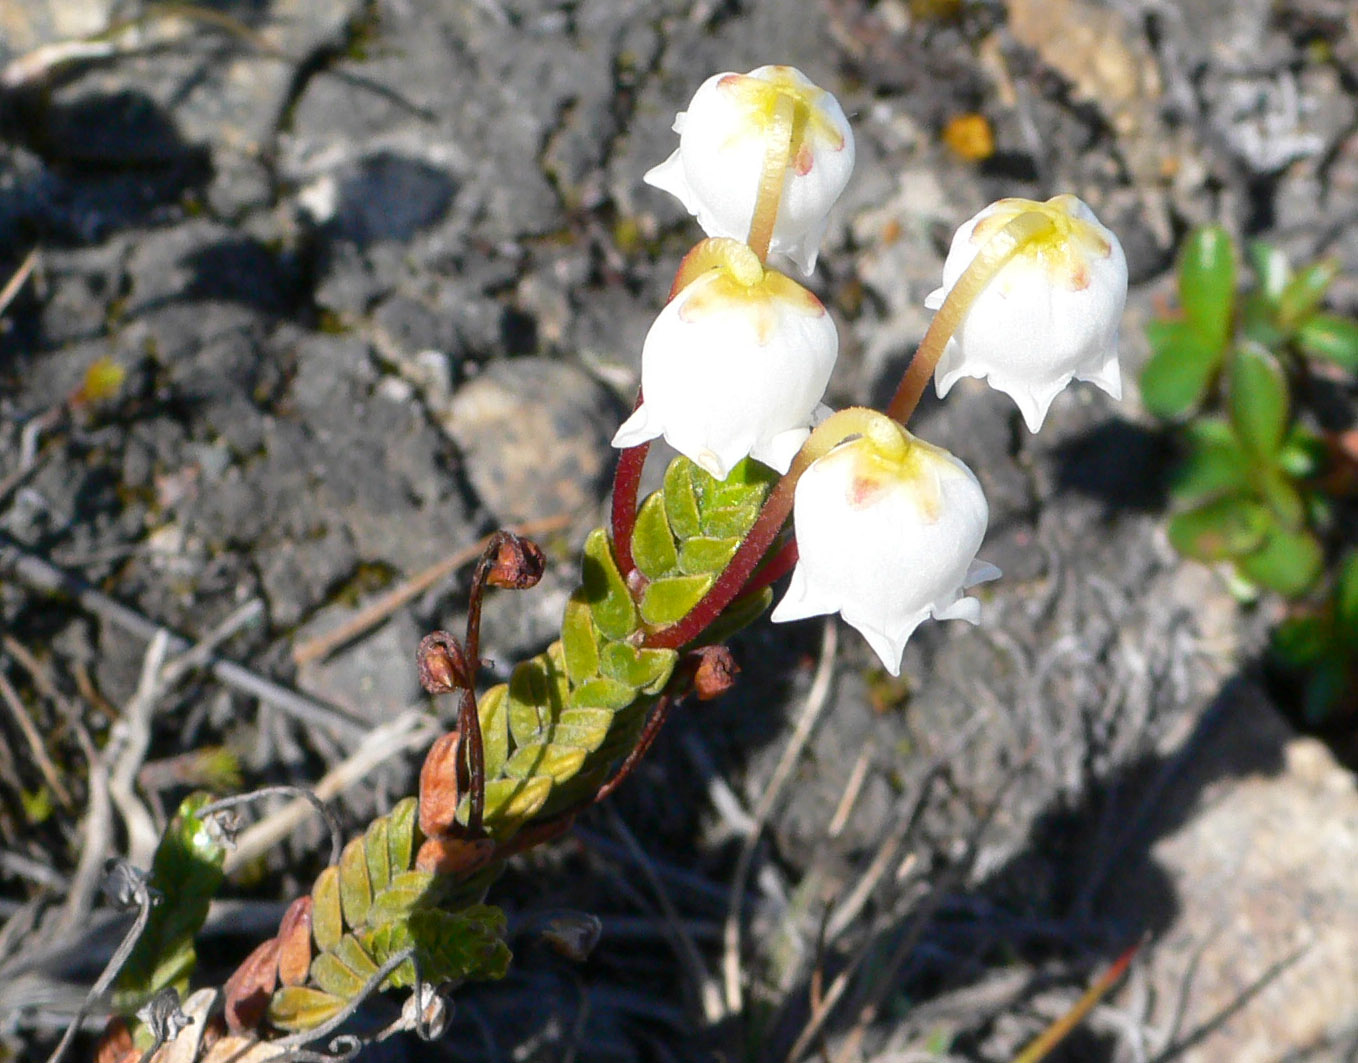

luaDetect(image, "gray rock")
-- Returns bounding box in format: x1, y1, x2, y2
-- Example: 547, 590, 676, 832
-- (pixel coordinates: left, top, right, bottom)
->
1103, 691, 1358, 1062
442, 357, 619, 530
295, 607, 424, 722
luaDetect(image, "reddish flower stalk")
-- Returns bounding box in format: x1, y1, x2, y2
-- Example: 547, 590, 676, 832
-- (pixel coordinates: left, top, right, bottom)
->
610, 393, 649, 582
737, 535, 798, 599
458, 532, 541, 834
591, 693, 674, 804
644, 473, 797, 650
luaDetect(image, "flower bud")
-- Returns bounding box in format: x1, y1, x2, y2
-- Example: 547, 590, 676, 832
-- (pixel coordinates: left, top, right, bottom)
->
926, 194, 1127, 431
644, 65, 855, 275
612, 244, 838, 479
771, 416, 999, 675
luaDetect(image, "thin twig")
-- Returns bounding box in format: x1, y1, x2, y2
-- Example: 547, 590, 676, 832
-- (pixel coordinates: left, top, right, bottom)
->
722, 619, 837, 1018
158, 598, 264, 688
1, 635, 80, 723
44, 870, 157, 1063
605, 805, 723, 1024
200, 786, 343, 868
825, 747, 871, 839
223, 711, 439, 874
0, 666, 74, 807
108, 632, 171, 868
290, 515, 571, 667
0, 248, 38, 317
56, 723, 114, 939
264, 949, 416, 1054
0, 538, 371, 741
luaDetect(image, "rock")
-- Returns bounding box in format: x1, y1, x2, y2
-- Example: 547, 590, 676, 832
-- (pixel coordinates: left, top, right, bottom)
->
295, 607, 424, 722
1103, 689, 1358, 1062
442, 357, 618, 530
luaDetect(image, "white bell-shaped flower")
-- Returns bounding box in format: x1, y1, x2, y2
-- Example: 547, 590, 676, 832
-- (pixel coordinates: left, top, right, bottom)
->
644, 65, 855, 275
612, 243, 838, 480
771, 413, 999, 675
926, 194, 1127, 432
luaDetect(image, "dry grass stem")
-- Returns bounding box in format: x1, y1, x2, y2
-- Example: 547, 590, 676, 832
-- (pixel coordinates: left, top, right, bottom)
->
0, 248, 38, 317
722, 619, 837, 1018
826, 747, 871, 839
108, 632, 172, 868
0, 667, 74, 808
223, 710, 439, 873
604, 805, 723, 1025
289, 514, 572, 667
0, 540, 371, 741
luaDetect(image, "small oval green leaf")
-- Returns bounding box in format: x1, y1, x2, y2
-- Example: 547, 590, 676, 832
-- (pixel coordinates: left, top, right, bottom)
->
1277, 257, 1339, 329
1179, 225, 1236, 347
386, 798, 418, 874
1295, 313, 1358, 372
1236, 527, 1323, 597
1139, 321, 1225, 418
640, 573, 714, 626
679, 535, 740, 574
1247, 240, 1291, 303
560, 597, 600, 685
364, 819, 391, 894
663, 459, 702, 539
1172, 419, 1251, 502
1228, 342, 1289, 458
579, 529, 637, 641
268, 987, 346, 1032
338, 837, 372, 929
311, 867, 343, 951
1167, 496, 1271, 561
1255, 467, 1305, 531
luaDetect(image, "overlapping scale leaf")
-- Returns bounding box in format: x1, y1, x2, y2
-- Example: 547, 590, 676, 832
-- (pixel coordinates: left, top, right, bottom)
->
453, 455, 773, 842
271, 796, 460, 1032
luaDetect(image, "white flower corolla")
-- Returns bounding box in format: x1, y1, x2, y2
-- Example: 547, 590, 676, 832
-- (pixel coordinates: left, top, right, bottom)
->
925, 194, 1127, 432
612, 245, 838, 480
644, 65, 855, 275
771, 414, 999, 676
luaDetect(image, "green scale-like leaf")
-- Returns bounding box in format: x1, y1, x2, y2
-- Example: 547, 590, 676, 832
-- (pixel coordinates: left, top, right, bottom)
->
269, 799, 466, 1032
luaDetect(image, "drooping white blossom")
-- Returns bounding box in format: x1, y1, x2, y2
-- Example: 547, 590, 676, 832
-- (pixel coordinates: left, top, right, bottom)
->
611, 258, 838, 480
926, 194, 1127, 432
771, 417, 999, 675
644, 65, 855, 275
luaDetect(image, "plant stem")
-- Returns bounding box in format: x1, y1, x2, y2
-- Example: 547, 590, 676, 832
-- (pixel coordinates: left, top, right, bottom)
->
738, 536, 799, 599
591, 694, 675, 804
610, 396, 648, 582
746, 92, 796, 263
885, 210, 1056, 424
645, 475, 798, 650
643, 408, 901, 651
1011, 944, 1137, 1063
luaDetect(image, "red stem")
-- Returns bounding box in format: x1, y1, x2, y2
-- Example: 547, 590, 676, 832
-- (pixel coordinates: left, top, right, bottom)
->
610, 392, 648, 581
738, 536, 799, 599
644, 476, 797, 650
592, 694, 674, 804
